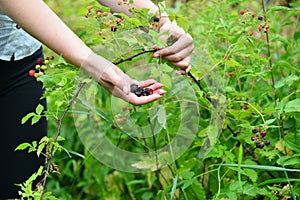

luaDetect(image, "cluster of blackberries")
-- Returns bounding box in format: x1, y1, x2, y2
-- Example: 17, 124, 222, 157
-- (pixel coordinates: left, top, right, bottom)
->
130, 84, 153, 97
251, 127, 270, 149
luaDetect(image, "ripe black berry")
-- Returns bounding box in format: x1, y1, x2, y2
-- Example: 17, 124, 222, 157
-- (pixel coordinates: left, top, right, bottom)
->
258, 16, 264, 21
130, 84, 153, 97
143, 88, 153, 96
153, 16, 160, 22
265, 140, 270, 146
130, 84, 139, 93
256, 142, 264, 149
252, 128, 259, 134
135, 87, 143, 97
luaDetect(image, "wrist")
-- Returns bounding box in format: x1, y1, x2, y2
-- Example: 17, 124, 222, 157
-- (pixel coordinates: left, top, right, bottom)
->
80, 52, 113, 82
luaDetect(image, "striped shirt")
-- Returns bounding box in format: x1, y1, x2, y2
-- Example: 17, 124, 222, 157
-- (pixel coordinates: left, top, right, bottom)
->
0, 9, 41, 61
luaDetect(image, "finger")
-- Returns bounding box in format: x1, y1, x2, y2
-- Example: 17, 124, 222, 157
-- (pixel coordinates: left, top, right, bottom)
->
153, 34, 193, 58
138, 79, 158, 88
128, 93, 165, 106
161, 47, 193, 63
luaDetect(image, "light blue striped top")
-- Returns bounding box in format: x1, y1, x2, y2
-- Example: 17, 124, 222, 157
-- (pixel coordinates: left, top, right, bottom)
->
0, 9, 41, 61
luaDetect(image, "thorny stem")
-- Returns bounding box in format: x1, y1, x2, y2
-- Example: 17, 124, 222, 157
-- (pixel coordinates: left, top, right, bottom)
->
188, 72, 237, 137
261, 0, 276, 101
40, 82, 86, 200
113, 49, 156, 65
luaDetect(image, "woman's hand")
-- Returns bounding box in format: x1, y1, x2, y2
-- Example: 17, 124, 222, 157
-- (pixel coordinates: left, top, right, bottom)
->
81, 53, 166, 105
153, 17, 194, 74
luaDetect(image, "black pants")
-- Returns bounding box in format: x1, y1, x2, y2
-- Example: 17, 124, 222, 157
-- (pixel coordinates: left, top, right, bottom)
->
0, 47, 47, 199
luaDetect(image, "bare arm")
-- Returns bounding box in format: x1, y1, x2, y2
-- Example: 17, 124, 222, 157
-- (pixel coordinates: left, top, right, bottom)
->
0, 0, 165, 105
98, 0, 194, 73
97, 0, 159, 17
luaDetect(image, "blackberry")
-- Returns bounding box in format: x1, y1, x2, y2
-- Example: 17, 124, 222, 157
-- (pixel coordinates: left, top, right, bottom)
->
130, 84, 139, 93
256, 142, 264, 149
252, 128, 259, 134
258, 16, 264, 21
134, 87, 144, 97
153, 16, 160, 22
265, 140, 270, 146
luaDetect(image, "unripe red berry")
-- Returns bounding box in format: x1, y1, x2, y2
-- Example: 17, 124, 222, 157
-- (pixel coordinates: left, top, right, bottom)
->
260, 130, 266, 137
102, 12, 109, 17
251, 12, 256, 17
249, 31, 254, 36
37, 57, 43, 64
257, 25, 262, 31
111, 26, 117, 32
251, 136, 256, 141
240, 10, 245, 15
116, 17, 122, 23
29, 70, 35, 77
242, 105, 249, 110
111, 125, 116, 129
87, 5, 93, 11
228, 72, 233, 77
96, 9, 102, 14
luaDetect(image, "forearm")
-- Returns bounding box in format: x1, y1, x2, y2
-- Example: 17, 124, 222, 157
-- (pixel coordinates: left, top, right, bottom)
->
0, 0, 92, 67
97, 0, 159, 16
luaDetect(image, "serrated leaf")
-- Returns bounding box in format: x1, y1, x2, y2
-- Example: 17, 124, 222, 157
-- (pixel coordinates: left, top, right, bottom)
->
284, 98, 300, 113
274, 75, 298, 89
243, 168, 258, 182
181, 171, 195, 180
161, 73, 172, 89
15, 143, 31, 151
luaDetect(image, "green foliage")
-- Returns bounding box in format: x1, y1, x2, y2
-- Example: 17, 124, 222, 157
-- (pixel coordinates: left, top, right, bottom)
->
17, 0, 300, 199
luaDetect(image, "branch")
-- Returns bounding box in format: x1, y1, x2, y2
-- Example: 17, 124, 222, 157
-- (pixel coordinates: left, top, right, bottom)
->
113, 49, 156, 65
40, 81, 86, 199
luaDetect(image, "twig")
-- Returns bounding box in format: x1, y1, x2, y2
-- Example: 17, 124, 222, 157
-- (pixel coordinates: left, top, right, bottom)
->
261, 0, 277, 101
113, 49, 156, 65
40, 81, 86, 199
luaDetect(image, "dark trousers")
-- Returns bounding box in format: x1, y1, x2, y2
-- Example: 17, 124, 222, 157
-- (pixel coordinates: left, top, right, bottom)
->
0, 47, 47, 199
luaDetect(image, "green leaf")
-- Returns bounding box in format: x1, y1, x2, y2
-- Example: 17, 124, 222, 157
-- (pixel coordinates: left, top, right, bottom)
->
37, 143, 46, 157
157, 105, 166, 129
35, 104, 44, 115
15, 143, 31, 151
284, 98, 300, 113
21, 113, 35, 124
270, 6, 294, 12
170, 175, 178, 200
274, 75, 298, 89
31, 115, 41, 125
294, 31, 300, 41
243, 168, 258, 182
181, 171, 195, 180
283, 133, 300, 153
161, 73, 172, 89
217, 164, 300, 172
225, 58, 243, 67
257, 178, 300, 187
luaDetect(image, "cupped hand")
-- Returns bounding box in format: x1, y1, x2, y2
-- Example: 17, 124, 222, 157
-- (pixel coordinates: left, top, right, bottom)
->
81, 53, 166, 105
153, 19, 194, 74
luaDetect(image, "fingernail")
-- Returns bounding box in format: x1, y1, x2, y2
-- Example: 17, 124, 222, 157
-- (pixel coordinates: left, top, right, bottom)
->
153, 53, 159, 58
